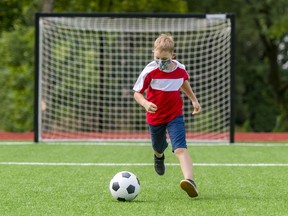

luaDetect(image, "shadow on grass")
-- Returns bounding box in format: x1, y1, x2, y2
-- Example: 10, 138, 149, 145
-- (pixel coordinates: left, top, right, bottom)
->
110, 199, 154, 204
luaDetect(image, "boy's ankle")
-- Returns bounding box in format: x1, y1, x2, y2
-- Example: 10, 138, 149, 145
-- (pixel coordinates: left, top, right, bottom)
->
154, 153, 164, 159
154, 154, 165, 161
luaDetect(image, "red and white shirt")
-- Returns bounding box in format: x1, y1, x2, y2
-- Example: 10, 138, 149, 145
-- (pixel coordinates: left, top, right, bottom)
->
133, 60, 189, 126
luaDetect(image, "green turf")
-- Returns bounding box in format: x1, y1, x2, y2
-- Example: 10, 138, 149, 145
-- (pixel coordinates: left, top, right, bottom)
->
0, 143, 288, 216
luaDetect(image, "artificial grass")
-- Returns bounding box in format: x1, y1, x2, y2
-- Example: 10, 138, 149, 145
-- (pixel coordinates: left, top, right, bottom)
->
0, 143, 287, 216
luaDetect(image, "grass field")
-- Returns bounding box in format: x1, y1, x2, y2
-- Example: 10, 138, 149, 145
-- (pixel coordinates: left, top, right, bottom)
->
0, 142, 288, 216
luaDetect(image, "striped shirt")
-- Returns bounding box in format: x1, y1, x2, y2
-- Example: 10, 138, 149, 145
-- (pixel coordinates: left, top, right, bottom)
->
133, 60, 189, 125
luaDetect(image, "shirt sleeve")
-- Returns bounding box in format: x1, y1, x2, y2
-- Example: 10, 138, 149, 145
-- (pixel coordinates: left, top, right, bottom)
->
174, 60, 189, 80
133, 61, 157, 93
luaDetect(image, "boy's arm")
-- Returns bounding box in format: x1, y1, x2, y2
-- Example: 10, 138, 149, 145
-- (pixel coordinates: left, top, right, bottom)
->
134, 92, 158, 113
181, 80, 201, 115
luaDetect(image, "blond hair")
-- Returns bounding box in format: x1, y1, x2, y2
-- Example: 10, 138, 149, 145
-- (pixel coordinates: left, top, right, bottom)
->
153, 34, 175, 53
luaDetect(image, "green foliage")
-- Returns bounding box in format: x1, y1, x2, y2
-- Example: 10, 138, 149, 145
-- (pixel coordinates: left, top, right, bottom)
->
186, 0, 288, 131
0, 0, 23, 33
0, 0, 42, 34
0, 27, 34, 132
0, 0, 288, 132
241, 64, 280, 132
53, 0, 187, 13
269, 16, 288, 38
243, 1, 288, 131
111, 0, 187, 13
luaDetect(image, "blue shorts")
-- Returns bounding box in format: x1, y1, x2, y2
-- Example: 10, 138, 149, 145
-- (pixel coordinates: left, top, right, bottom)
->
148, 115, 187, 153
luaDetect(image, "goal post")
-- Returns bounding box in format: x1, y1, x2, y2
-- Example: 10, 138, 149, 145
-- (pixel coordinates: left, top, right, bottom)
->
35, 13, 235, 143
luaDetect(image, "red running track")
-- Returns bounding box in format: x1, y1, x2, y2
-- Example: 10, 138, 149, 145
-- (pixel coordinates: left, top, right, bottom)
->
0, 132, 288, 142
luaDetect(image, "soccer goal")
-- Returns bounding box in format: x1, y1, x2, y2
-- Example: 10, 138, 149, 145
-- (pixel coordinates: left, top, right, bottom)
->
35, 13, 235, 143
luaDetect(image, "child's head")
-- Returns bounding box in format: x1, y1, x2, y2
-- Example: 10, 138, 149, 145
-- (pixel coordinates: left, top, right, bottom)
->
153, 34, 175, 53
153, 34, 176, 71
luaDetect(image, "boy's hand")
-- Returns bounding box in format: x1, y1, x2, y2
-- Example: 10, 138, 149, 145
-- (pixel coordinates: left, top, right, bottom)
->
134, 92, 157, 113
144, 101, 158, 113
192, 102, 201, 115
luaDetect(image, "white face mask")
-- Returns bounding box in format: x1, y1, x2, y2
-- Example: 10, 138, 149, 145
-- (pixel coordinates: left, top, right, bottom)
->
155, 58, 172, 71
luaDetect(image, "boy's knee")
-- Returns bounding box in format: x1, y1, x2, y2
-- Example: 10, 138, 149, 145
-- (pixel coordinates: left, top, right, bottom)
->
174, 148, 187, 155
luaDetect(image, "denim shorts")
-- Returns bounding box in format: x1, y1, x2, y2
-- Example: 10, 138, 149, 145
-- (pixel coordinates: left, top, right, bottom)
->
148, 115, 187, 153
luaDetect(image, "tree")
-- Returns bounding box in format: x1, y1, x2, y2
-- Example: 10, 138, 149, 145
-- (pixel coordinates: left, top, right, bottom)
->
0, 0, 23, 34
52, 0, 187, 13
186, 0, 288, 131
0, 0, 42, 132
0, 0, 188, 132
0, 27, 34, 131
42, 0, 54, 12
242, 0, 288, 131
0, 0, 287, 132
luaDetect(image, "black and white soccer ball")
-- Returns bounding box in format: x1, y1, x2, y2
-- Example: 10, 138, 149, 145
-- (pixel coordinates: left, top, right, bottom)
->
109, 171, 140, 201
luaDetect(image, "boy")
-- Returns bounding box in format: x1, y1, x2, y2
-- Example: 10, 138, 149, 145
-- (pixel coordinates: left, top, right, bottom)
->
133, 34, 201, 198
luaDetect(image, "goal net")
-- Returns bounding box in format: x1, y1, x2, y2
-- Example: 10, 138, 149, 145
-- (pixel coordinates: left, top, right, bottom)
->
35, 13, 234, 142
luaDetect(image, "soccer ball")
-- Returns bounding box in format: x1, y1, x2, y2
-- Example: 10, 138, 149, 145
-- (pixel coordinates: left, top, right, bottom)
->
109, 171, 140, 201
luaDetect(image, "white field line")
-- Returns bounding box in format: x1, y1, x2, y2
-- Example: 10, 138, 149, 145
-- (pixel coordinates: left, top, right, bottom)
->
0, 142, 288, 147
0, 162, 288, 167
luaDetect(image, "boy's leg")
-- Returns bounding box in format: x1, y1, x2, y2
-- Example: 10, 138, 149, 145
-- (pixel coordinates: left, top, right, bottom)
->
167, 116, 194, 179
148, 123, 168, 155
174, 148, 193, 180
167, 116, 193, 179
148, 124, 168, 175
167, 116, 198, 197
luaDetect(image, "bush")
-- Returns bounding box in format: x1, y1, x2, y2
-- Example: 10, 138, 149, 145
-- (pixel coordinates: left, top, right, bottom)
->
0, 27, 34, 132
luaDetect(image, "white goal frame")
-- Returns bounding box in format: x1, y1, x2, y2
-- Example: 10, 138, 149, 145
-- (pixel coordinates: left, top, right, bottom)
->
35, 13, 235, 143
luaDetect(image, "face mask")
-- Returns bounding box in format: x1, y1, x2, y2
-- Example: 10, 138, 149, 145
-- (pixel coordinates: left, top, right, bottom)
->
155, 59, 172, 71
